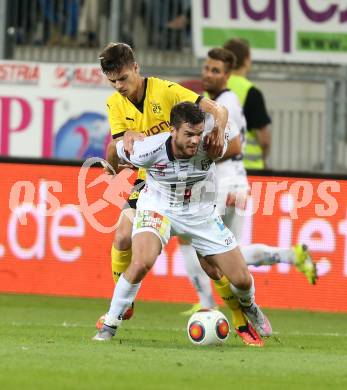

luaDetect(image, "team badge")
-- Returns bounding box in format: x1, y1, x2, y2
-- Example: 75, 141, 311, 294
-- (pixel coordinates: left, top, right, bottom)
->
201, 159, 212, 171
151, 102, 162, 115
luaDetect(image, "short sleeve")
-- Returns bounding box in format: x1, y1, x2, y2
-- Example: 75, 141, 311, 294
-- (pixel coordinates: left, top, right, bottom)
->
160, 80, 200, 106
107, 96, 127, 138
116, 133, 168, 168
224, 118, 240, 141
244, 87, 271, 130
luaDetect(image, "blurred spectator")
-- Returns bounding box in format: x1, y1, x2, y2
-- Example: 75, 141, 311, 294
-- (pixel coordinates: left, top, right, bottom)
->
118, 0, 135, 47
35, 0, 79, 45
145, 0, 191, 50
166, 0, 190, 32
78, 0, 109, 47
224, 38, 271, 169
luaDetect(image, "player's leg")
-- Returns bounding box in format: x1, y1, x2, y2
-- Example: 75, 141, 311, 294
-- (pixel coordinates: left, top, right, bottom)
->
214, 198, 257, 341
95, 209, 135, 329
112, 208, 135, 279
179, 237, 262, 346
96, 181, 144, 328
111, 180, 144, 285
241, 244, 292, 266
206, 247, 272, 338
94, 209, 171, 341
188, 210, 271, 339
196, 254, 263, 346
240, 244, 317, 284
178, 238, 217, 315
94, 231, 162, 341
223, 197, 295, 269
226, 199, 317, 284
185, 212, 266, 345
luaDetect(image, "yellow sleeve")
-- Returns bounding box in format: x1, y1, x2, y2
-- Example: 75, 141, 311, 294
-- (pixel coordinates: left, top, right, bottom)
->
159, 79, 200, 106
107, 95, 127, 138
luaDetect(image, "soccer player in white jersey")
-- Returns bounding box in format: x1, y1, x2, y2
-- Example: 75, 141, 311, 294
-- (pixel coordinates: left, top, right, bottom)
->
93, 102, 272, 342
179, 48, 317, 329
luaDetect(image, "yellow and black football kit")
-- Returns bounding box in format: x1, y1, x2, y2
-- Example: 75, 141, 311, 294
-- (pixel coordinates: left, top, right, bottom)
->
107, 76, 201, 205
107, 77, 200, 140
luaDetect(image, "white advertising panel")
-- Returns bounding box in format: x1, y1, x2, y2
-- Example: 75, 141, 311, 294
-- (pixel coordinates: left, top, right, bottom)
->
0, 61, 111, 159
192, 0, 347, 63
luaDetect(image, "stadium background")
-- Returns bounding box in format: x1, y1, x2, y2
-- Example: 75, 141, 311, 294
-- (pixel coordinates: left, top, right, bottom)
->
1, 0, 347, 314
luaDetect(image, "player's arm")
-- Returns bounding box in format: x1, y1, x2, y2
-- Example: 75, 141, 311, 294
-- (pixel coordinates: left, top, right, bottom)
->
219, 135, 242, 161
116, 135, 165, 168
199, 97, 228, 134
164, 80, 227, 153
105, 131, 145, 172
103, 139, 134, 174
205, 125, 229, 161
255, 126, 271, 160
199, 97, 228, 158
218, 106, 242, 161
105, 139, 119, 174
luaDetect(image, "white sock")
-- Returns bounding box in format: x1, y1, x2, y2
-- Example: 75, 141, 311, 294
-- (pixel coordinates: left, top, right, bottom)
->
240, 244, 295, 266
230, 275, 255, 307
180, 244, 216, 309
105, 274, 141, 326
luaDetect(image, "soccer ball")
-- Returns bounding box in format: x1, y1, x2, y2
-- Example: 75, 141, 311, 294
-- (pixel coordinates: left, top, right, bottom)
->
187, 309, 230, 346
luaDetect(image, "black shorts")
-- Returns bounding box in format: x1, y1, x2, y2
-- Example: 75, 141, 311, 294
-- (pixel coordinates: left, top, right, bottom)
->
123, 179, 145, 209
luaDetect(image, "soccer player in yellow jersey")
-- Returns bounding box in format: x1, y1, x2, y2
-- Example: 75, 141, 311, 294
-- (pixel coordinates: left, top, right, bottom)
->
97, 42, 227, 321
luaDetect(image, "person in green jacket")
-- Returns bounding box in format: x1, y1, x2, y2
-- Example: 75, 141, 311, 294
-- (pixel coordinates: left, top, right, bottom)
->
224, 38, 271, 169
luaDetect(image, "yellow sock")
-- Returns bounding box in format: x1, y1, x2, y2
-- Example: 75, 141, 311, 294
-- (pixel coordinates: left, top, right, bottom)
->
111, 246, 132, 283
213, 276, 247, 329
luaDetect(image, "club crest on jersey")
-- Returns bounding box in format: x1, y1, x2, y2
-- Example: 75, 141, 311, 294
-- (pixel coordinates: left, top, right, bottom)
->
201, 159, 212, 171
150, 102, 162, 115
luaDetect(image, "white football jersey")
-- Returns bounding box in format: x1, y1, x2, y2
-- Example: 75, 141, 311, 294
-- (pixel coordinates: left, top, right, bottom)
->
117, 115, 230, 217
214, 90, 248, 194
215, 89, 246, 157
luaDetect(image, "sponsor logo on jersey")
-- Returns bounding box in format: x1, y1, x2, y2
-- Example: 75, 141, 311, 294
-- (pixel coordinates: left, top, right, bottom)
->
143, 120, 170, 137
139, 146, 163, 159
136, 210, 169, 236
154, 163, 167, 176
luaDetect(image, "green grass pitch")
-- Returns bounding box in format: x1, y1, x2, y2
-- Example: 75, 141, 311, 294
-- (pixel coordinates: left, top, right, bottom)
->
0, 294, 347, 390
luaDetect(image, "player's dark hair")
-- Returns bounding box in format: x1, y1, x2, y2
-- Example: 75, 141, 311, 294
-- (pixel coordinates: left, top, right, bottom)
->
170, 102, 205, 130
223, 38, 250, 70
207, 47, 236, 72
99, 42, 135, 74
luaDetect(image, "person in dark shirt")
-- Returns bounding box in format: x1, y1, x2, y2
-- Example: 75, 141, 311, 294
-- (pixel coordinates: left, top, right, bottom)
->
224, 38, 271, 169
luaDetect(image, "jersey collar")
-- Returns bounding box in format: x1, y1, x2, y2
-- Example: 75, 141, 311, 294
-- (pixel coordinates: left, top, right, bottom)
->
130, 78, 148, 113
212, 88, 229, 101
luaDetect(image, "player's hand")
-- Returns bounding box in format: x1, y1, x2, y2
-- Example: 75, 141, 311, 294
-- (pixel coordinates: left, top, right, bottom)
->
103, 165, 114, 175
103, 163, 134, 175
116, 163, 134, 174
204, 126, 224, 160
123, 130, 145, 155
